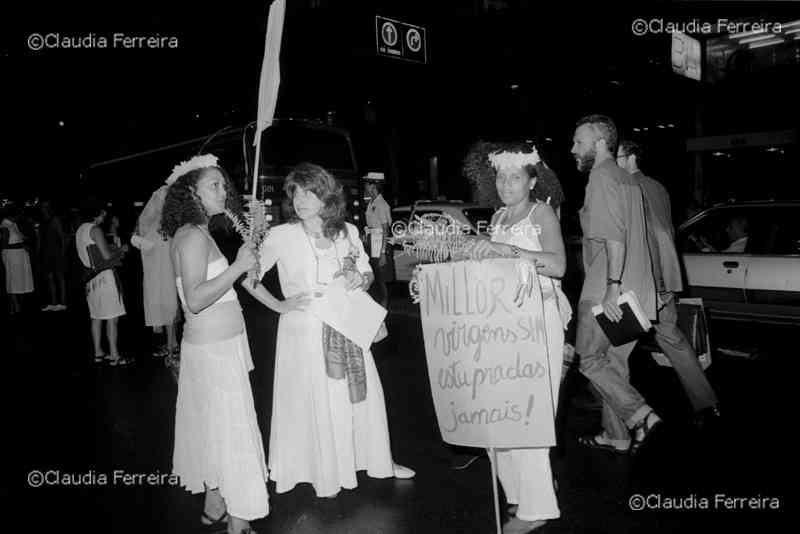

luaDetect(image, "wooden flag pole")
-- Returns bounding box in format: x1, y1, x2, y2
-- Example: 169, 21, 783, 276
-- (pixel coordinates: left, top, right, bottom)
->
251, 133, 262, 201
489, 447, 501, 534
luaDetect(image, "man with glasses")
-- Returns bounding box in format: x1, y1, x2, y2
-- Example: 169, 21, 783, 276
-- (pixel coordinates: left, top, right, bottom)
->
617, 141, 720, 428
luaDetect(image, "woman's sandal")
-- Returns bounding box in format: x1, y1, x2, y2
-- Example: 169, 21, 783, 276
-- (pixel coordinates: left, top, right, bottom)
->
107, 355, 132, 366
629, 410, 662, 455
577, 434, 629, 453
94, 353, 106, 363
200, 511, 228, 526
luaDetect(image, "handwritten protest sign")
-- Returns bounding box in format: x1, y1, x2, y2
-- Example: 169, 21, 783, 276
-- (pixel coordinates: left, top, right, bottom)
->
418, 259, 555, 448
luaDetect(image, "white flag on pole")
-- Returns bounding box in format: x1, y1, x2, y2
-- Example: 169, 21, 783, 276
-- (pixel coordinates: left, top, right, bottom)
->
255, 0, 286, 144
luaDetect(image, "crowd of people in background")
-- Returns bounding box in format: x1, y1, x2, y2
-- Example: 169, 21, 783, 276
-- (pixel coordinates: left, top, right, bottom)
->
0, 199, 176, 364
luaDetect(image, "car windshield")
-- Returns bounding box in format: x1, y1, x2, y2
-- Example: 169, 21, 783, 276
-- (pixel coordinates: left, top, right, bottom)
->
259, 125, 355, 171
391, 208, 411, 221
680, 205, 800, 255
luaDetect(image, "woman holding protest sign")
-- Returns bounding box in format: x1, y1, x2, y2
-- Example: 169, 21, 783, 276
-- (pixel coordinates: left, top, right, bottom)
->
248, 162, 414, 499
464, 142, 571, 533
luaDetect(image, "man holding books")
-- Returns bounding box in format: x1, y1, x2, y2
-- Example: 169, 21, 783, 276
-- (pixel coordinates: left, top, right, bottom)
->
571, 115, 663, 454
617, 140, 720, 427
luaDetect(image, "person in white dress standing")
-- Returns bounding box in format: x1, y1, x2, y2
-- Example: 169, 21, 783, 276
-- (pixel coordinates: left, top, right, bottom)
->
465, 142, 572, 534
247, 162, 415, 499
75, 202, 130, 365
1, 203, 34, 315
131, 185, 179, 362
161, 154, 268, 534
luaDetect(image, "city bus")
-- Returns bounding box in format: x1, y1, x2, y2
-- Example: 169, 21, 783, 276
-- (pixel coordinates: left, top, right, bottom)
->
83, 118, 365, 226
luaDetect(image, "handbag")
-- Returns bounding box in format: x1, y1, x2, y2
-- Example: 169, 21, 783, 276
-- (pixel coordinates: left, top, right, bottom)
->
82, 244, 123, 284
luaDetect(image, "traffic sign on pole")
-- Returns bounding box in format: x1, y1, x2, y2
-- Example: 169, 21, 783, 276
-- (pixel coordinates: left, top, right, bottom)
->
375, 15, 427, 64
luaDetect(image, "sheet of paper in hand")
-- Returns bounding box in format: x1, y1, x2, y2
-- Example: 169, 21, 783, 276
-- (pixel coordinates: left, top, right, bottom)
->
417, 259, 556, 448
309, 277, 388, 350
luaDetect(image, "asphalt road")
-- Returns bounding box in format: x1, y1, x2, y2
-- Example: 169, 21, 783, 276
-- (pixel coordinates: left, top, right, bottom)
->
5, 278, 790, 533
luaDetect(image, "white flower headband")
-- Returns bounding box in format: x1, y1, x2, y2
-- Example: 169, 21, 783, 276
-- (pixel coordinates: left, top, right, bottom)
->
488, 148, 541, 171
165, 154, 219, 185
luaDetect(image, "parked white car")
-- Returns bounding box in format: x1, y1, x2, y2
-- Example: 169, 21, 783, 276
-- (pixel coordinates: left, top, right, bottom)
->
677, 200, 800, 325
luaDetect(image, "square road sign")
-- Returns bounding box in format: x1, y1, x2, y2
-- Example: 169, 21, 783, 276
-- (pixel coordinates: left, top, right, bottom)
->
375, 15, 427, 64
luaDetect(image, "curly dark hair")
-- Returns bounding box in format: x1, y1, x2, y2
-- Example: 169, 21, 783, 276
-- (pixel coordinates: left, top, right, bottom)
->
532, 163, 565, 212
160, 164, 242, 238
463, 140, 565, 211
284, 162, 347, 241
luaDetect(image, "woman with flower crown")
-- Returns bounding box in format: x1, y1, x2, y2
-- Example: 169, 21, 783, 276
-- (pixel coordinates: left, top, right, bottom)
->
245, 162, 415, 499
463, 142, 572, 534
160, 154, 267, 534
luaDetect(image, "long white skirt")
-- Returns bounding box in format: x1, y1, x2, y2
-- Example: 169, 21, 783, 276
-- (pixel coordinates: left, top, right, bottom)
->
2, 248, 33, 294
172, 331, 269, 520
269, 310, 394, 497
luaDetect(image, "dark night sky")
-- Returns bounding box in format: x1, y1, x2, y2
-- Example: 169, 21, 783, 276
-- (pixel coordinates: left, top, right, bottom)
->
4, 1, 799, 201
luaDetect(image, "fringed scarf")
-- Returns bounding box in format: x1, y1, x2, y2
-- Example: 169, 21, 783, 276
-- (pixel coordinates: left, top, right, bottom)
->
322, 323, 367, 403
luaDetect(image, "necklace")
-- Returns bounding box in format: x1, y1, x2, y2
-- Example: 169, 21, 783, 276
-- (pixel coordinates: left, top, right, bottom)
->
302, 222, 324, 239
304, 228, 341, 287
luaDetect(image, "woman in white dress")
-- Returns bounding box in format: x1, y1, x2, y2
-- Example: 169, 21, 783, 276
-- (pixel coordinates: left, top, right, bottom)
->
75, 202, 130, 365
1, 203, 34, 315
247, 162, 414, 499
161, 154, 268, 534
131, 186, 179, 361
465, 143, 572, 534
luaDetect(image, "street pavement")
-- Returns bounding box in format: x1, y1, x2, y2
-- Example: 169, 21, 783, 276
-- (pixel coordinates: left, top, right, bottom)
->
7, 280, 789, 533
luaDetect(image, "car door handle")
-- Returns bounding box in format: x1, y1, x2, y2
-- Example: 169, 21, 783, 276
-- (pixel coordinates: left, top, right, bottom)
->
723, 261, 739, 268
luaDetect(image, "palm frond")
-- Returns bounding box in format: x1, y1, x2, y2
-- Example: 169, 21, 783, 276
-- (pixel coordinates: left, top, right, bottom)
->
389, 213, 474, 263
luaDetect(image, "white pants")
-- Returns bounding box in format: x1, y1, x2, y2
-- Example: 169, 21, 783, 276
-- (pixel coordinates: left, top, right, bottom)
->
493, 447, 559, 521
490, 297, 563, 521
